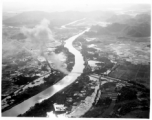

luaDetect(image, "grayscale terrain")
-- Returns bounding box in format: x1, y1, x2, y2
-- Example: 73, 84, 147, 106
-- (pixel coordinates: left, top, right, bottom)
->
2, 1, 151, 118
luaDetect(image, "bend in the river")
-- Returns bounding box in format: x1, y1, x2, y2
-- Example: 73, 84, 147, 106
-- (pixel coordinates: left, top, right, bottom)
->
2, 26, 90, 116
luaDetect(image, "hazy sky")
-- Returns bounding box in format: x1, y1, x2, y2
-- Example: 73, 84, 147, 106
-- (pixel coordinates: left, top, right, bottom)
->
3, 0, 151, 13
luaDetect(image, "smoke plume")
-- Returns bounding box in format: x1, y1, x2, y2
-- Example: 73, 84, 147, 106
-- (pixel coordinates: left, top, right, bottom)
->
20, 19, 69, 74
46, 52, 69, 74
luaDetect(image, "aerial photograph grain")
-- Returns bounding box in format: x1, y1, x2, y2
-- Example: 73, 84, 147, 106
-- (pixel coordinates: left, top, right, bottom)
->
2, 0, 151, 118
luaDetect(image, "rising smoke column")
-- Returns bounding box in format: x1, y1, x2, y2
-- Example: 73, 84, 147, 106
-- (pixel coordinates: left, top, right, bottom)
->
21, 19, 69, 74
21, 19, 54, 50
46, 52, 69, 74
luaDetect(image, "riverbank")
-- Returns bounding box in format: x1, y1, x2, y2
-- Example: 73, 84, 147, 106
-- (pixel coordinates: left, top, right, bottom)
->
70, 33, 150, 118
2, 28, 89, 117
2, 45, 75, 113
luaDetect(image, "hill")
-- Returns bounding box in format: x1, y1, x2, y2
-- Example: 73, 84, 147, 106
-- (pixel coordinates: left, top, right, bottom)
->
124, 23, 151, 37
3, 10, 117, 28
106, 14, 132, 23
86, 22, 150, 37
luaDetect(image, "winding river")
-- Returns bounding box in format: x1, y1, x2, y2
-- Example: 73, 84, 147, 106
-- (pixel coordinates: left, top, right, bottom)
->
2, 27, 90, 116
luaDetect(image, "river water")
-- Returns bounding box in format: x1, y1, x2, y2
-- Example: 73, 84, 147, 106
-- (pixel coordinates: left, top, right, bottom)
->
61, 18, 86, 28
2, 28, 90, 116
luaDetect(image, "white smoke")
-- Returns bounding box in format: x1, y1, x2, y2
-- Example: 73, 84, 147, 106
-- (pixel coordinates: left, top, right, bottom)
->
21, 19, 54, 50
46, 52, 69, 74
20, 19, 69, 74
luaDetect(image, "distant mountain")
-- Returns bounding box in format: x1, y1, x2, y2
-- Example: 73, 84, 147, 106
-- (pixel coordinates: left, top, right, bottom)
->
94, 13, 151, 37
89, 23, 127, 34
121, 14, 151, 32
3, 12, 19, 20
123, 23, 151, 37
3, 10, 112, 27
106, 23, 128, 33
86, 21, 150, 37
106, 14, 132, 23
3, 11, 151, 38
105, 12, 151, 25
107, 13, 151, 25
96, 11, 116, 21
3, 10, 119, 28
85, 23, 127, 36
3, 11, 51, 26
134, 13, 151, 24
